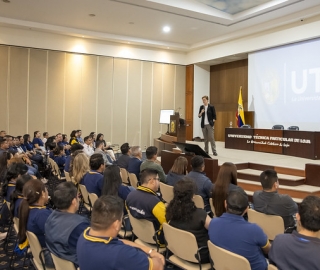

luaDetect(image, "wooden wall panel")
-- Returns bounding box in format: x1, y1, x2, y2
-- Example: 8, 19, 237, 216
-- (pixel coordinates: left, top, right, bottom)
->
9, 47, 28, 135
65, 53, 82, 133
47, 51, 65, 135
28, 49, 47, 135
0, 46, 9, 131
81, 55, 97, 136
112, 58, 128, 144
152, 63, 163, 142
141, 62, 153, 148
127, 60, 142, 146
175, 65, 186, 119
97, 56, 113, 142
210, 59, 249, 141
185, 65, 194, 140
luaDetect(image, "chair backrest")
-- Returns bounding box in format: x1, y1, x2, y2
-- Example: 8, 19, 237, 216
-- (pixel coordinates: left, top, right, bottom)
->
247, 209, 284, 240
79, 184, 91, 206
51, 252, 76, 270
193, 195, 204, 209
88, 192, 98, 207
207, 240, 251, 270
64, 171, 72, 182
159, 182, 174, 203
241, 124, 251, 128
120, 168, 130, 185
49, 157, 62, 178
163, 223, 199, 263
127, 212, 156, 244
272, 125, 284, 130
268, 264, 278, 270
288, 126, 299, 131
128, 173, 139, 188
209, 198, 216, 216
13, 217, 19, 233
26, 231, 47, 270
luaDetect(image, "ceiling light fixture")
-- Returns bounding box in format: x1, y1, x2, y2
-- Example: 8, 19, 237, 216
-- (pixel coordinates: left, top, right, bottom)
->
163, 26, 171, 33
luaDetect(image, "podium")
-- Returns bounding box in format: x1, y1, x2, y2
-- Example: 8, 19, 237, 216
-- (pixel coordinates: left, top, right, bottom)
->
154, 113, 186, 156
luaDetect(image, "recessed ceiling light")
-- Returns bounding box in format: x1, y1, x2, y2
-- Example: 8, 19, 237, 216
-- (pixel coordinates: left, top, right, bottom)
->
89, 14, 96, 17
163, 26, 171, 33
167, 47, 169, 49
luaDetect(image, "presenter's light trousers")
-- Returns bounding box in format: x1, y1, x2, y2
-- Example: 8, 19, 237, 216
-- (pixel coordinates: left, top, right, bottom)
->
202, 124, 216, 154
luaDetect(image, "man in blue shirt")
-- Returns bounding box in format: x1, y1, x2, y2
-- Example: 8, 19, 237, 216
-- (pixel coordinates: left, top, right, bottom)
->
77, 195, 164, 270
81, 154, 105, 197
209, 190, 270, 270
269, 195, 320, 269
187, 155, 213, 212
45, 182, 90, 266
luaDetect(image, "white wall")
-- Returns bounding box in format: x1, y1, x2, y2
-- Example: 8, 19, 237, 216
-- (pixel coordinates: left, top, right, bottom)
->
0, 26, 187, 65
193, 64, 210, 138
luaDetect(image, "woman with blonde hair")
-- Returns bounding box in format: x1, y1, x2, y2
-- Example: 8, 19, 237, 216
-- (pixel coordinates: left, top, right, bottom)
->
211, 162, 245, 217
71, 152, 90, 184
166, 156, 188, 186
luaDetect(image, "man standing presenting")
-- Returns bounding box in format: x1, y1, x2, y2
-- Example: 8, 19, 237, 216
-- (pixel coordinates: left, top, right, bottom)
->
198, 95, 217, 156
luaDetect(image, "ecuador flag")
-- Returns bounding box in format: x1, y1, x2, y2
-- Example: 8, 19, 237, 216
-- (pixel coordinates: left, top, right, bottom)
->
236, 87, 245, 127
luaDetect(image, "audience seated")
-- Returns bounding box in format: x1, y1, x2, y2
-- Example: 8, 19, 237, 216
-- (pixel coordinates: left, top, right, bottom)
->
166, 178, 211, 263
69, 130, 79, 145
127, 146, 143, 180
115, 143, 131, 169
45, 182, 90, 266
65, 143, 84, 173
212, 162, 246, 217
83, 136, 94, 157
94, 140, 113, 165
81, 154, 105, 196
253, 169, 298, 229
77, 196, 165, 270
10, 174, 33, 217
166, 156, 188, 186
69, 152, 89, 184
32, 131, 45, 152
76, 130, 84, 144
187, 155, 213, 212
0, 137, 9, 155
209, 190, 270, 270
140, 146, 166, 183
269, 195, 320, 269
42, 132, 49, 144
18, 179, 54, 268
126, 169, 166, 245
96, 133, 116, 161
0, 151, 10, 184
53, 145, 67, 175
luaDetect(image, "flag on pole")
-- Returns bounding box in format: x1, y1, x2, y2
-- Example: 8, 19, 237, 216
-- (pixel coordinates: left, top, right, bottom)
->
236, 87, 245, 127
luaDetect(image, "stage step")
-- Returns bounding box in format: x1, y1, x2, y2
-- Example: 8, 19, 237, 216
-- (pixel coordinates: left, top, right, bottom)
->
238, 179, 320, 200
237, 169, 305, 186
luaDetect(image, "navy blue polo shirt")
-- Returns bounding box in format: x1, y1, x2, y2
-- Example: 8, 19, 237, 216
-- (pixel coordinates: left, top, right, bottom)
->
77, 228, 151, 270
5, 181, 16, 202
27, 206, 52, 247
209, 213, 268, 270
32, 138, 44, 147
81, 171, 104, 197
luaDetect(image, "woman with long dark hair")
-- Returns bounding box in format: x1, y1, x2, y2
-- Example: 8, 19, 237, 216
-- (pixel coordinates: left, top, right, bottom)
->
10, 174, 33, 217
166, 156, 188, 186
211, 162, 244, 217
166, 177, 211, 263
69, 130, 79, 145
18, 179, 53, 267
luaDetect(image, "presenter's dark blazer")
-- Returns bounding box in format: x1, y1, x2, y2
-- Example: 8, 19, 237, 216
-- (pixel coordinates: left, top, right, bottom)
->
199, 104, 216, 128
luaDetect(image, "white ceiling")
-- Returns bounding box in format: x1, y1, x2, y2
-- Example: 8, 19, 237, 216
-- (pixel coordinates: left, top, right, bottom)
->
0, 0, 320, 54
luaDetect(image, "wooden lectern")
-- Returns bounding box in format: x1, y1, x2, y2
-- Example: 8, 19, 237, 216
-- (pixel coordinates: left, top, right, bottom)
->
154, 113, 186, 156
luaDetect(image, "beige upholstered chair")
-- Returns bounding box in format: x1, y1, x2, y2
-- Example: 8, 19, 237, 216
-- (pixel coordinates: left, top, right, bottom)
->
193, 195, 205, 209
127, 212, 165, 252
51, 253, 77, 270
78, 184, 93, 214
120, 168, 130, 185
209, 198, 216, 216
159, 182, 174, 203
247, 209, 284, 240
26, 231, 55, 270
208, 240, 251, 270
128, 173, 139, 188
163, 223, 211, 270
88, 192, 98, 207
64, 171, 72, 182
48, 157, 66, 180
268, 264, 278, 270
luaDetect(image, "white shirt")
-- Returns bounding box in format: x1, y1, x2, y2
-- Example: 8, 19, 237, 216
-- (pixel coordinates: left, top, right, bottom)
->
204, 105, 209, 125
83, 144, 94, 157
